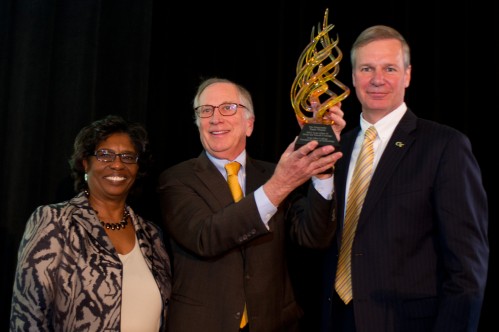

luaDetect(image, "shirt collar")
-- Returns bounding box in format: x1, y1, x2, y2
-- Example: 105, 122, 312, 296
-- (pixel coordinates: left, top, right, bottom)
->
206, 150, 247, 175
359, 102, 407, 141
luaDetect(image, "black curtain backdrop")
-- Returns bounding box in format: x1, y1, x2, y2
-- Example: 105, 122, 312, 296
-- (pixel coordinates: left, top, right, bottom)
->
1, 0, 497, 330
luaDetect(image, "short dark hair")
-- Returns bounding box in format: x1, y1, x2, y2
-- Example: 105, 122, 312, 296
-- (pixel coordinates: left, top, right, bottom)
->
68, 115, 151, 193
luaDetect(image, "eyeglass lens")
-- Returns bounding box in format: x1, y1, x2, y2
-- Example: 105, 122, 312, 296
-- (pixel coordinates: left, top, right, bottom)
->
195, 103, 240, 118
94, 149, 138, 164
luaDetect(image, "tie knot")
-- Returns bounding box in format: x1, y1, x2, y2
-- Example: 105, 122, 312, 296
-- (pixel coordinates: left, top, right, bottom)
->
365, 126, 377, 141
225, 161, 241, 176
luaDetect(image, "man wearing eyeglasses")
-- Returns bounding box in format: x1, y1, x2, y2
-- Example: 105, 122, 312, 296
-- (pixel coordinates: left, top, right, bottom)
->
158, 77, 345, 332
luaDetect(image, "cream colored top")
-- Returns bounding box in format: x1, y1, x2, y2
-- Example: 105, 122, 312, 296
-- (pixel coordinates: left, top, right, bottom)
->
119, 237, 162, 332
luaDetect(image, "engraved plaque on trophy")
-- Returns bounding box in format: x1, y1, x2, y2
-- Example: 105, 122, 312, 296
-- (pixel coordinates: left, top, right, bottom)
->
291, 8, 350, 151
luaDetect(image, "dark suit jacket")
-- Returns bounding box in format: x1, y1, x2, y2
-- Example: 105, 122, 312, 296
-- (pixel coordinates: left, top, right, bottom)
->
159, 152, 336, 332
321, 109, 489, 332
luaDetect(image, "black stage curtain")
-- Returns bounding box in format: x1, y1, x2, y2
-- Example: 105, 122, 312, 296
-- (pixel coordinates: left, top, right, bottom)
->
1, 0, 497, 330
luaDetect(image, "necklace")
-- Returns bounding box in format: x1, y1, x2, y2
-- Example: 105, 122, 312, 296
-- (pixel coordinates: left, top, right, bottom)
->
83, 190, 130, 231
100, 209, 130, 231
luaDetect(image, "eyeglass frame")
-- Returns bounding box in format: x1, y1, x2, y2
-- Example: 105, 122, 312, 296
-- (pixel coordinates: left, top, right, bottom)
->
93, 149, 139, 164
194, 103, 247, 118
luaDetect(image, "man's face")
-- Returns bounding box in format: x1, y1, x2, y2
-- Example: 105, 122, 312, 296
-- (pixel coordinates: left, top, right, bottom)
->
197, 82, 254, 160
352, 38, 411, 119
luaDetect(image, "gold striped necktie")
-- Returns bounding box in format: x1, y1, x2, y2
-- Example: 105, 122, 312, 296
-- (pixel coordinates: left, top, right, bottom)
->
335, 126, 377, 304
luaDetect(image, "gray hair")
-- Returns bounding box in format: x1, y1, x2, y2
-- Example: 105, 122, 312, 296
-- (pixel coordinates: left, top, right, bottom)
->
192, 77, 255, 127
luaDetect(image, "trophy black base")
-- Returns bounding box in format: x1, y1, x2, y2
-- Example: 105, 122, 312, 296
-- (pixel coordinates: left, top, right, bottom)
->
295, 123, 340, 175
295, 123, 340, 150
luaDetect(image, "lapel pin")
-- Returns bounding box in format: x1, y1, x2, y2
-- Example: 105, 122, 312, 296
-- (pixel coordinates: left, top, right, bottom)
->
395, 142, 405, 148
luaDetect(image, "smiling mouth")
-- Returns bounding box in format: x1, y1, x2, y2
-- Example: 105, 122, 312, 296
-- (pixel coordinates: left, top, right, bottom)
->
211, 130, 229, 135
105, 176, 126, 182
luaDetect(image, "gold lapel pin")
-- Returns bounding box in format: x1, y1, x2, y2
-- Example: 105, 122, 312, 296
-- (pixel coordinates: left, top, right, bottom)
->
395, 142, 405, 148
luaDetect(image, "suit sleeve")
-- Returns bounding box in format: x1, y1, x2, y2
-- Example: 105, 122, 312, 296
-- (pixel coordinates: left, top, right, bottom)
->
285, 182, 337, 249
158, 166, 269, 258
433, 131, 488, 330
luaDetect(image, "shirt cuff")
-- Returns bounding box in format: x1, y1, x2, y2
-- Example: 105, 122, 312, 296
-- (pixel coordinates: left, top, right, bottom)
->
312, 175, 334, 200
254, 186, 277, 229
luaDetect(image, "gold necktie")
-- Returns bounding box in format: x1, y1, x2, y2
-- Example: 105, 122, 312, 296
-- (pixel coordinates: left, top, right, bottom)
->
225, 161, 243, 203
224, 161, 248, 328
335, 126, 377, 304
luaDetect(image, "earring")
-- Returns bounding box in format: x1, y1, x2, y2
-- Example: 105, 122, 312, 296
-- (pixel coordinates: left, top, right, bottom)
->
84, 173, 88, 182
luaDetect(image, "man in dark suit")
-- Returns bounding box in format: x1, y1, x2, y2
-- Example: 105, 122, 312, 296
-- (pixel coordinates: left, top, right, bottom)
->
158, 77, 345, 332
321, 25, 489, 332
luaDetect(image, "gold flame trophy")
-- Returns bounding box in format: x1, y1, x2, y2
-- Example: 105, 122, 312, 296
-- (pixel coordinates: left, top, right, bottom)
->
291, 8, 350, 150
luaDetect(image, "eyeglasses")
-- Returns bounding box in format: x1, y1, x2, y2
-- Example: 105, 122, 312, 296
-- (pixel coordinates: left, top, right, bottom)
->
93, 149, 139, 164
194, 103, 247, 118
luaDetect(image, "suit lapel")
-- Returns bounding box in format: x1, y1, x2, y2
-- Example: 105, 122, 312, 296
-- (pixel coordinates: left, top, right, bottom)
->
245, 156, 270, 194
191, 152, 271, 207
335, 128, 360, 231
357, 110, 417, 227
193, 152, 235, 207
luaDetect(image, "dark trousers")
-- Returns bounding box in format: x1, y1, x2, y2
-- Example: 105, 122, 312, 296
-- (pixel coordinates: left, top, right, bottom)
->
331, 291, 356, 332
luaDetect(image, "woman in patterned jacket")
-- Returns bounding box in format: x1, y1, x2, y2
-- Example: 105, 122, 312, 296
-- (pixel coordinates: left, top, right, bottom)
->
10, 115, 172, 332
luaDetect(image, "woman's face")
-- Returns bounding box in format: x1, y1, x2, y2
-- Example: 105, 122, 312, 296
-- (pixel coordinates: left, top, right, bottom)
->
82, 132, 139, 202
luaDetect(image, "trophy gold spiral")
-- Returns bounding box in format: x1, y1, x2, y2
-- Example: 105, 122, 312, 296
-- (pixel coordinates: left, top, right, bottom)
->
291, 8, 350, 149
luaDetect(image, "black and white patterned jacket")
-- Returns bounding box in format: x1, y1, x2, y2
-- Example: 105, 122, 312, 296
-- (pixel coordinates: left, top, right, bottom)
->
10, 192, 172, 331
